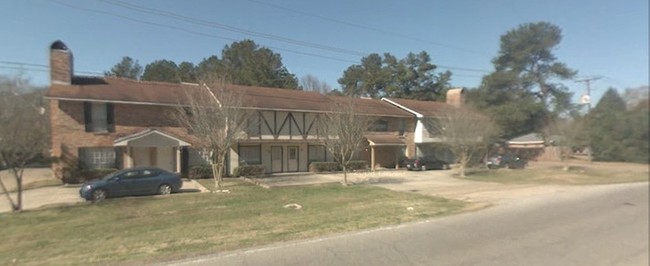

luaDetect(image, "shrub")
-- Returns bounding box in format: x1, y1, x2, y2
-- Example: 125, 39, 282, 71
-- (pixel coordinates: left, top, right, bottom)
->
189, 165, 213, 179
347, 160, 368, 171
63, 168, 118, 184
309, 162, 340, 172
234, 165, 265, 177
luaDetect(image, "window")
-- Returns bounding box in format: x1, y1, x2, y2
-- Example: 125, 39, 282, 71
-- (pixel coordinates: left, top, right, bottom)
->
239, 145, 261, 165
123, 171, 140, 178
141, 169, 159, 177
79, 147, 117, 169
289, 147, 297, 159
84, 102, 114, 132
398, 118, 405, 135
371, 119, 389, 132
308, 145, 326, 163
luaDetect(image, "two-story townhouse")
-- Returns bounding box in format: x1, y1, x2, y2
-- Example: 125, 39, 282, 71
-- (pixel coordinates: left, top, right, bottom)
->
45, 41, 414, 177
382, 89, 466, 162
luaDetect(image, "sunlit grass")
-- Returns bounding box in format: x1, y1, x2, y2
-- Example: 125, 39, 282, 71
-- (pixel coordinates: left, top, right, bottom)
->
0, 180, 466, 265
462, 163, 649, 185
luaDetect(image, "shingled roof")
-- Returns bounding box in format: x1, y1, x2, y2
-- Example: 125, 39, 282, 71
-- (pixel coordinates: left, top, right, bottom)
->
381, 97, 455, 117
46, 77, 411, 117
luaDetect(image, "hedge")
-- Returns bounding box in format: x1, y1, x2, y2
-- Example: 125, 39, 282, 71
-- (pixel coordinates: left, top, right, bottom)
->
234, 165, 266, 177
309, 160, 368, 172
62, 168, 118, 184
189, 165, 213, 179
309, 162, 339, 172
347, 160, 368, 170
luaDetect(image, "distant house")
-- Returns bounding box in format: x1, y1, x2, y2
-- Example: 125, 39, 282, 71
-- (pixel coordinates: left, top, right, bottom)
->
45, 41, 426, 176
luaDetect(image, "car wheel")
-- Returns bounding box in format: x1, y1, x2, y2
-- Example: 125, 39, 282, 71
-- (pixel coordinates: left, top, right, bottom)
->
92, 189, 107, 202
421, 165, 427, 171
158, 184, 172, 195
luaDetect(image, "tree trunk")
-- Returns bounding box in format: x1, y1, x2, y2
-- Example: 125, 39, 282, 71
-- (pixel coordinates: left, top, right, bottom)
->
211, 163, 220, 189
342, 164, 348, 186
16, 177, 22, 212
459, 152, 467, 178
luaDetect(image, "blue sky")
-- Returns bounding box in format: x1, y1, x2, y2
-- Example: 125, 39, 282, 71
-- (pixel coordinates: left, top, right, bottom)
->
0, 0, 647, 104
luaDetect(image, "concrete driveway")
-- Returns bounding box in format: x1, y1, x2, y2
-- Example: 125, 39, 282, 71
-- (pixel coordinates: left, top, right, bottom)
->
367, 170, 584, 206
0, 179, 208, 213
251, 168, 589, 207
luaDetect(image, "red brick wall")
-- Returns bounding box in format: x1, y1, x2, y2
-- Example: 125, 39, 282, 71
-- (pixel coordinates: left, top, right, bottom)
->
49, 100, 192, 176
50, 49, 72, 84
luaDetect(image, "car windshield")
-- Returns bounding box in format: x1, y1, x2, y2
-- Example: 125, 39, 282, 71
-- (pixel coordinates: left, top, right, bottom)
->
101, 169, 129, 180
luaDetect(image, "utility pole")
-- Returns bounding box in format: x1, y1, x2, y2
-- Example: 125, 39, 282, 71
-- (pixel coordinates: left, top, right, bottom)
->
576, 76, 602, 112
575, 76, 601, 163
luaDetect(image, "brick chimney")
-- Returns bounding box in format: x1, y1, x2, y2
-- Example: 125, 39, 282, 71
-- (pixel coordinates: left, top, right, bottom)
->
446, 88, 465, 107
50, 40, 73, 85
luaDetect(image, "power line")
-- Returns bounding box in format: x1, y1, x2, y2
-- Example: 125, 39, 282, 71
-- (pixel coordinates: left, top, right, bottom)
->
0, 61, 103, 76
47, 0, 492, 77
97, 0, 490, 73
48, 0, 361, 65
245, 0, 492, 57
99, 0, 367, 57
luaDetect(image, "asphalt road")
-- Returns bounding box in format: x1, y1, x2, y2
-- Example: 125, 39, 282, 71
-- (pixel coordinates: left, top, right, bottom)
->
168, 182, 649, 266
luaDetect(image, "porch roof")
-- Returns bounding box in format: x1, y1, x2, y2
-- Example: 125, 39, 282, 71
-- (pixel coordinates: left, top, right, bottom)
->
114, 129, 191, 147
365, 134, 406, 146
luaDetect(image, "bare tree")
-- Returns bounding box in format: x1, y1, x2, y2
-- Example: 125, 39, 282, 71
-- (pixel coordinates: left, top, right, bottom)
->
174, 80, 251, 189
0, 75, 49, 212
544, 117, 587, 171
425, 106, 499, 177
300, 75, 331, 94
320, 97, 371, 185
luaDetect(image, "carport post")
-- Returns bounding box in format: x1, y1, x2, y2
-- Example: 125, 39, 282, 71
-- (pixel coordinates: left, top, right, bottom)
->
371, 146, 376, 171
175, 147, 181, 173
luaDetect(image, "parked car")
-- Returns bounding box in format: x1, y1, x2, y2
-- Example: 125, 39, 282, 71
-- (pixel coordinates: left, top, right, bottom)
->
79, 167, 182, 202
405, 157, 450, 171
486, 155, 527, 169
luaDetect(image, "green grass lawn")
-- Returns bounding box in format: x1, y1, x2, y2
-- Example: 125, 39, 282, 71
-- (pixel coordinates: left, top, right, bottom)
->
0, 180, 466, 265
462, 163, 649, 185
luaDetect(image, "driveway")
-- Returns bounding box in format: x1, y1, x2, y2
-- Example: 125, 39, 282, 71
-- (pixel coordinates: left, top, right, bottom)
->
252, 168, 590, 207
367, 170, 584, 205
0, 179, 208, 213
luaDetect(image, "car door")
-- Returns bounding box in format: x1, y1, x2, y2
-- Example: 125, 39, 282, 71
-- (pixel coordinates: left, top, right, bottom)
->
120, 170, 142, 196
105, 170, 140, 197
137, 169, 162, 195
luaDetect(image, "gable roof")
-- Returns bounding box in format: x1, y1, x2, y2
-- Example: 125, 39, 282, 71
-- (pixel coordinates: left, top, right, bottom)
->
381, 97, 455, 117
46, 76, 412, 117
328, 96, 412, 117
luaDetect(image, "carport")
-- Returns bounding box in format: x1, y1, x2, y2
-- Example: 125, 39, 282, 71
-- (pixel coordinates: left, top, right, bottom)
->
114, 129, 191, 173
364, 134, 406, 170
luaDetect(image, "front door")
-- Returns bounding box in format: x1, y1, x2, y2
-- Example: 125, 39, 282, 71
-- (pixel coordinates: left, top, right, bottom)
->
287, 146, 299, 172
271, 146, 283, 173
156, 147, 175, 172
132, 147, 151, 168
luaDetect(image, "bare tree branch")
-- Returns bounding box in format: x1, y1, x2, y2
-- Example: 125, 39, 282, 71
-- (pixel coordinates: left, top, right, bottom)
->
173, 79, 251, 189
0, 75, 49, 211
319, 97, 372, 185
424, 106, 499, 177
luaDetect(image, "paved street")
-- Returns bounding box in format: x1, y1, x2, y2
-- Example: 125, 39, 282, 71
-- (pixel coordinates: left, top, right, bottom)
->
168, 182, 649, 266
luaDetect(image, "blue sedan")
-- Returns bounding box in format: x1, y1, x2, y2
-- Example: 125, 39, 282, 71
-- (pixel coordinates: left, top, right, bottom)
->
80, 167, 183, 201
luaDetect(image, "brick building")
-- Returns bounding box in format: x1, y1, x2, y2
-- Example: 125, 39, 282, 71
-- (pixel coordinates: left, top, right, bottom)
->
45, 41, 427, 176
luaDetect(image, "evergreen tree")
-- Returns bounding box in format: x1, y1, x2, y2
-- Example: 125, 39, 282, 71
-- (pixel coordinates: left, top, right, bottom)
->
468, 22, 577, 137
141, 60, 180, 83
104, 56, 143, 80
